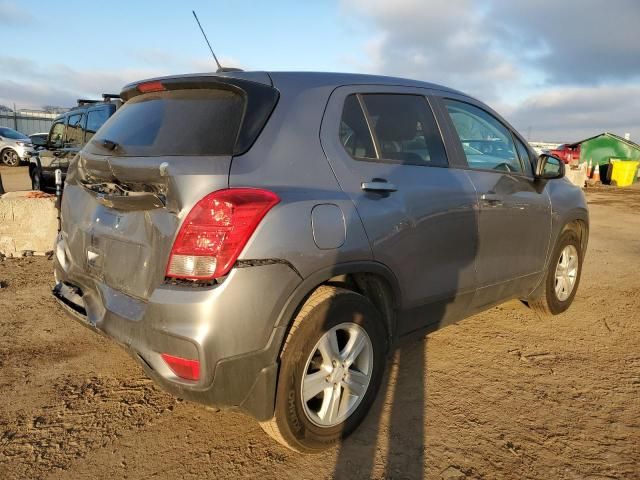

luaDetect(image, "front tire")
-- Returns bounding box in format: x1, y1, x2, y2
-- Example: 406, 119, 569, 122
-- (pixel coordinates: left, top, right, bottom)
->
1, 149, 20, 167
529, 229, 583, 316
261, 286, 387, 453
31, 167, 43, 191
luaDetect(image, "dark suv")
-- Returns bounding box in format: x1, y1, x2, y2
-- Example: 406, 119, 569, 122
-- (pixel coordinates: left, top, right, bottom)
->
30, 95, 121, 190
53, 71, 588, 453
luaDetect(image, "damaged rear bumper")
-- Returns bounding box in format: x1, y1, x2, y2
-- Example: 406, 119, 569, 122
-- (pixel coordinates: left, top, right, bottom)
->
52, 255, 301, 421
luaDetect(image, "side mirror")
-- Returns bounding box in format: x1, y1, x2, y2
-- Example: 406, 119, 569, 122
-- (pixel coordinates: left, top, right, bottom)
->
535, 154, 565, 179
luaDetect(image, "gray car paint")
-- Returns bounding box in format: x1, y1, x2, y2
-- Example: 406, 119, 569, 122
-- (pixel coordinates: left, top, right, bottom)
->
53, 71, 588, 421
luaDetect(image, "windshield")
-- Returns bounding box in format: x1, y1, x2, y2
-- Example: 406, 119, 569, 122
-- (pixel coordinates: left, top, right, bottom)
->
88, 89, 245, 157
0, 127, 29, 140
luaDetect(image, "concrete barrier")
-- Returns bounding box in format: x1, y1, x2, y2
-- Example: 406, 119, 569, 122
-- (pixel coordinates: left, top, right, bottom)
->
0, 191, 58, 257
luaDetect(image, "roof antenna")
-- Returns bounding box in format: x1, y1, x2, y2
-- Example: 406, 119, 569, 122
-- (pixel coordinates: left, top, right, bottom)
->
192, 10, 242, 73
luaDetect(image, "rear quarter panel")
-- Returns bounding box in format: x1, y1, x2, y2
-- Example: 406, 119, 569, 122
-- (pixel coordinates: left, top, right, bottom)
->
230, 76, 373, 279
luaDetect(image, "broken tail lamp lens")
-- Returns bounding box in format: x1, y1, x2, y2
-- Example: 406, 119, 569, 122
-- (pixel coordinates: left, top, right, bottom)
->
160, 353, 200, 381
166, 188, 280, 280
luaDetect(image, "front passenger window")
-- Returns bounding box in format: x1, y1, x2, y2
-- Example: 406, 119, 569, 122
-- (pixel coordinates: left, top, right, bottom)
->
444, 100, 522, 173
49, 121, 65, 148
65, 113, 85, 148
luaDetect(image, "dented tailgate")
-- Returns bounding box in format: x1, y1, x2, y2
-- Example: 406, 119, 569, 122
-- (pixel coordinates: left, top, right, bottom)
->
60, 152, 232, 300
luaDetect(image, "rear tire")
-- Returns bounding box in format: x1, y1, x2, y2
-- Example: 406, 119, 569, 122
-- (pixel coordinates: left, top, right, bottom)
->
529, 229, 583, 317
260, 286, 387, 453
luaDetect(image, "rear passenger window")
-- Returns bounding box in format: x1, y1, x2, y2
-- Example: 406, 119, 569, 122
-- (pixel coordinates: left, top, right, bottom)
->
444, 100, 522, 173
340, 95, 376, 159
85, 108, 111, 142
339, 94, 448, 167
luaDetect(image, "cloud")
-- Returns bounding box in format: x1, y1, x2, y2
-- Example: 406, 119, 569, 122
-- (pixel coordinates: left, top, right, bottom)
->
493, 0, 640, 85
0, 0, 33, 26
0, 53, 244, 110
341, 0, 640, 141
342, 0, 521, 100
504, 84, 640, 142
0, 55, 161, 108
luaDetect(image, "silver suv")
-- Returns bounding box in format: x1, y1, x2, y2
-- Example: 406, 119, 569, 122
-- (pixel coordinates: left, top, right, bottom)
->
53, 71, 588, 453
0, 126, 34, 166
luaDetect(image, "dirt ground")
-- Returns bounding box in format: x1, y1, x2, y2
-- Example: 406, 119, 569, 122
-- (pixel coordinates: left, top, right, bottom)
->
0, 185, 638, 480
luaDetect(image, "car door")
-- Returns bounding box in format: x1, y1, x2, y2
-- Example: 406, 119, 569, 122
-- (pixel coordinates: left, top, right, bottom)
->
38, 118, 67, 185
320, 86, 479, 334
433, 96, 551, 310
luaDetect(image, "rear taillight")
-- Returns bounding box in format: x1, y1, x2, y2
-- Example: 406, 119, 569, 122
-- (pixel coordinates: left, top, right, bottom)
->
166, 188, 280, 280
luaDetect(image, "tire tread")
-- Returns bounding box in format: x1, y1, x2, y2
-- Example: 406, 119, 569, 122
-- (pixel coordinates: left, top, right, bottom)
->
259, 285, 351, 451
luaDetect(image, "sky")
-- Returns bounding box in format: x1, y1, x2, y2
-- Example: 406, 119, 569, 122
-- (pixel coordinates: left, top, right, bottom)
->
1, 0, 639, 142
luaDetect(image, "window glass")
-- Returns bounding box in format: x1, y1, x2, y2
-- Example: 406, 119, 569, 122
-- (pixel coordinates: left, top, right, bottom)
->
85, 107, 111, 142
362, 94, 447, 167
49, 121, 65, 147
0, 127, 29, 140
340, 95, 376, 159
514, 136, 533, 175
87, 89, 244, 157
444, 100, 522, 173
65, 113, 85, 148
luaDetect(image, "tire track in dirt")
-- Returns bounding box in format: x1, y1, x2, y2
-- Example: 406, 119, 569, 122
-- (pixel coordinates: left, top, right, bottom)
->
1, 187, 639, 479
0, 375, 177, 478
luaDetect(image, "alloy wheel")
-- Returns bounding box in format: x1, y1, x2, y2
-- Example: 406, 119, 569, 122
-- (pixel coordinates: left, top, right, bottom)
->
1, 150, 19, 167
554, 244, 579, 301
301, 322, 373, 427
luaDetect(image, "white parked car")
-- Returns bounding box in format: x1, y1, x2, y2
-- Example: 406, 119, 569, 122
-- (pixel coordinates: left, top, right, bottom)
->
0, 127, 34, 167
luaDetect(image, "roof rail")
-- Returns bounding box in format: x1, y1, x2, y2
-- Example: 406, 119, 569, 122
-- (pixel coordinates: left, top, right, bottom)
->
102, 93, 121, 101
76, 99, 100, 106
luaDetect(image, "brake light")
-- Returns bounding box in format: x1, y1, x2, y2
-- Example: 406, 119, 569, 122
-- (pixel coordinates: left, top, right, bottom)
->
137, 80, 165, 93
161, 353, 200, 381
166, 188, 280, 280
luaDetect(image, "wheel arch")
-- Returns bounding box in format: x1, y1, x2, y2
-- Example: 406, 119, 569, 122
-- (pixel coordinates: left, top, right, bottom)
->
527, 210, 589, 302
28, 156, 42, 178
1, 146, 19, 160
560, 217, 589, 256
274, 261, 401, 357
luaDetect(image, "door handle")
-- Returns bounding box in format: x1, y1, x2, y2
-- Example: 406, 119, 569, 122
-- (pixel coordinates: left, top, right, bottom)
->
481, 193, 503, 206
361, 180, 398, 193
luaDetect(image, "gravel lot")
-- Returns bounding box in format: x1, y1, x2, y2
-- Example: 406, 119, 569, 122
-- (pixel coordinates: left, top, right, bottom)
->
0, 185, 638, 479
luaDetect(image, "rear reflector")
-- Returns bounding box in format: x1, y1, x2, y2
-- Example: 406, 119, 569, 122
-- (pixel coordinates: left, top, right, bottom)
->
137, 80, 165, 93
161, 353, 200, 381
166, 188, 280, 280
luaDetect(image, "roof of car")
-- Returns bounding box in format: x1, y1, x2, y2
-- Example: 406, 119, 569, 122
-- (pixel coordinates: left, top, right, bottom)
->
124, 70, 466, 96
268, 71, 464, 93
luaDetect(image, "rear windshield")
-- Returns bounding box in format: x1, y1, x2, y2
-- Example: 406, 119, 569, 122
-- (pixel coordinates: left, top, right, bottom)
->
87, 89, 244, 156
